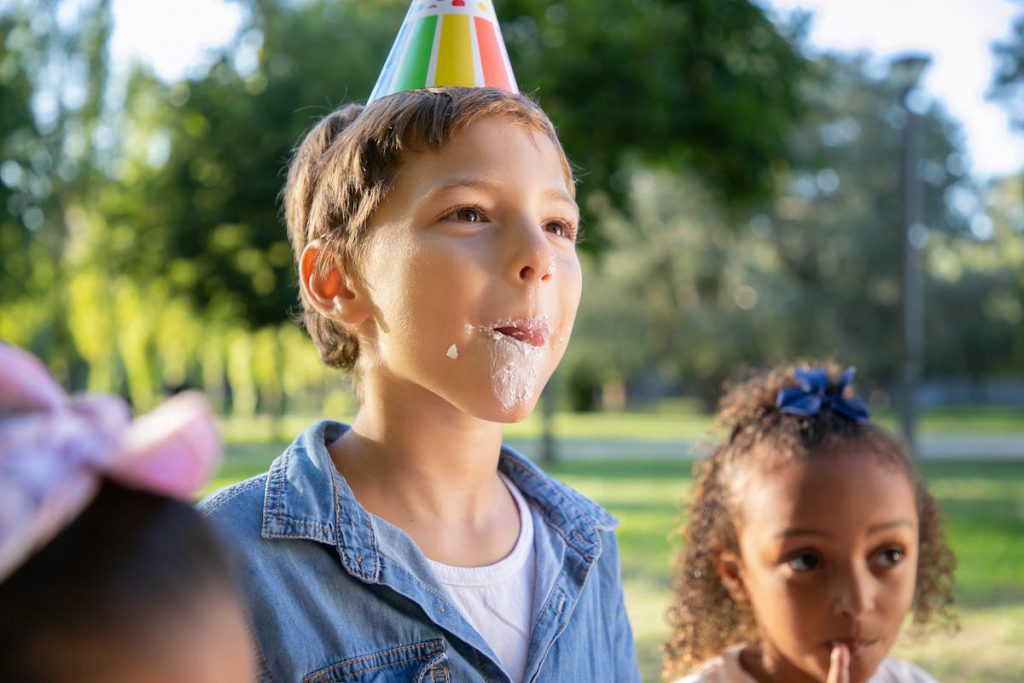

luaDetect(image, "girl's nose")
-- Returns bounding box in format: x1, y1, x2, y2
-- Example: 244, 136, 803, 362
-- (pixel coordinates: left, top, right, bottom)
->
833, 566, 875, 618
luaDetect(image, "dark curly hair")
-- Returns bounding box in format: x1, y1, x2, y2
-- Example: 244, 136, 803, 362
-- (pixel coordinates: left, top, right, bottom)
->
663, 362, 957, 680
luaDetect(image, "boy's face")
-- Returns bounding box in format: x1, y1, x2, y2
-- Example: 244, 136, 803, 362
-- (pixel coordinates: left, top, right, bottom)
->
357, 115, 581, 422
728, 453, 919, 683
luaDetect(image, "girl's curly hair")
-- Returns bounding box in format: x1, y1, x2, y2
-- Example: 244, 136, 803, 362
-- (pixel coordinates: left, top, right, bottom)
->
663, 362, 957, 680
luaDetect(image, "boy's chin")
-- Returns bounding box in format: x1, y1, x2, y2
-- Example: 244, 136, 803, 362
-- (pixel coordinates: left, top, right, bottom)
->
468, 394, 541, 424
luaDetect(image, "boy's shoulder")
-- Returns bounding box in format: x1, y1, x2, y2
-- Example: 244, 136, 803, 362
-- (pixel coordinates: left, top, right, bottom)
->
199, 419, 339, 538
199, 472, 269, 531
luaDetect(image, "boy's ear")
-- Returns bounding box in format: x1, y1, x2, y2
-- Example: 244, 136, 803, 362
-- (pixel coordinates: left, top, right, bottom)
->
299, 240, 370, 325
712, 544, 749, 605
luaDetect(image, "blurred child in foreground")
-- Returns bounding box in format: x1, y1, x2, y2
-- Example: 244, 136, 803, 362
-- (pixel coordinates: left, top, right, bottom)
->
0, 344, 255, 683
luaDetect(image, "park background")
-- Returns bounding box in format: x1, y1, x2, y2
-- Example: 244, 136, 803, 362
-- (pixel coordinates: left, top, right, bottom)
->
1, 0, 1022, 680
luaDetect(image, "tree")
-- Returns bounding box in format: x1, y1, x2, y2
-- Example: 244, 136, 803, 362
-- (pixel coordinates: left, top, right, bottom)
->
0, 0, 112, 386
501, 0, 809, 228
925, 175, 1024, 376
991, 9, 1024, 130
568, 55, 979, 404
96, 1, 403, 329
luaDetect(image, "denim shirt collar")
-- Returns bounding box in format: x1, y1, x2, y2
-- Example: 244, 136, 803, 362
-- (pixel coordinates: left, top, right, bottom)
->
261, 420, 617, 580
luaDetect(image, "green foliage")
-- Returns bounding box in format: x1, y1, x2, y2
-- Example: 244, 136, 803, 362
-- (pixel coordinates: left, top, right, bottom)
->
564, 356, 602, 412
97, 1, 406, 328
990, 10, 1024, 130
925, 176, 1024, 374
570, 55, 995, 399
500, 0, 809, 226
0, 0, 112, 382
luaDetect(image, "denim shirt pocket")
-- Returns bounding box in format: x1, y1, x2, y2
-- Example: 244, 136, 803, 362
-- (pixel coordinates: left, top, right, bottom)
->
302, 639, 449, 683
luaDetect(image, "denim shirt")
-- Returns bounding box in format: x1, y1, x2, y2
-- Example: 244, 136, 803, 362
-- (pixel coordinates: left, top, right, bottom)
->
200, 420, 640, 683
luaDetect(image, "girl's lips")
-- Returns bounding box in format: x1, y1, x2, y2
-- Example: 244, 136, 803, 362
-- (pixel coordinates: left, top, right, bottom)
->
826, 639, 878, 658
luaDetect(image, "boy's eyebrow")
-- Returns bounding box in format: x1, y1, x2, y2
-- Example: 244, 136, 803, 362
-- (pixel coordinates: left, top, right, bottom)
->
867, 519, 916, 533
420, 177, 577, 209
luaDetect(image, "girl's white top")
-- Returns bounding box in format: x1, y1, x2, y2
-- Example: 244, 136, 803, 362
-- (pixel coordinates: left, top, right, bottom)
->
428, 474, 536, 683
676, 645, 939, 683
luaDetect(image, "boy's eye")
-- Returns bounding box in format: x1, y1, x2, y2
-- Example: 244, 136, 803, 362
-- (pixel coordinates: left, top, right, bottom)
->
546, 219, 577, 241
785, 551, 822, 573
445, 206, 487, 223
872, 546, 906, 569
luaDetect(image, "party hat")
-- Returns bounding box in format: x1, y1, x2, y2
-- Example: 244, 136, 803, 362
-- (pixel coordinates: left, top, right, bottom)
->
368, 0, 519, 103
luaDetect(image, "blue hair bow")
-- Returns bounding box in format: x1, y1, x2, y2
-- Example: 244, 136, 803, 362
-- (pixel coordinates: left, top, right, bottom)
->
776, 367, 870, 422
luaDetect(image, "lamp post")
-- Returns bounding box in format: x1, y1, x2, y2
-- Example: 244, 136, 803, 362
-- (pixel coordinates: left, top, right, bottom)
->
891, 53, 931, 455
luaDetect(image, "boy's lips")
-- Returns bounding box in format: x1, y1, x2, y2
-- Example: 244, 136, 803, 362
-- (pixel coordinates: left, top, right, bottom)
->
485, 316, 550, 347
494, 325, 547, 347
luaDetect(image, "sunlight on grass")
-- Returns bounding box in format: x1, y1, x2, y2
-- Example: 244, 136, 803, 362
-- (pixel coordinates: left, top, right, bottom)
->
216, 402, 1024, 447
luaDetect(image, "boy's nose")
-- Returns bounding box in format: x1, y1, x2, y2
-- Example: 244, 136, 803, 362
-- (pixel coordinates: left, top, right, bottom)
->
833, 565, 875, 618
509, 225, 555, 286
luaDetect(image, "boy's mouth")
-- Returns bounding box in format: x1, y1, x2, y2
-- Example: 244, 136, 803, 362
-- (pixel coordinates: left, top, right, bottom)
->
487, 316, 550, 347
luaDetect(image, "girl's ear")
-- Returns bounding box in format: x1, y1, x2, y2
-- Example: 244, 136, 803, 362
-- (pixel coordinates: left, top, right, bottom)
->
712, 544, 749, 604
299, 240, 371, 325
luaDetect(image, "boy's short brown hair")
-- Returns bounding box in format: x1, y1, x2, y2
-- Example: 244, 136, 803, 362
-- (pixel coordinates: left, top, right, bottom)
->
283, 87, 573, 371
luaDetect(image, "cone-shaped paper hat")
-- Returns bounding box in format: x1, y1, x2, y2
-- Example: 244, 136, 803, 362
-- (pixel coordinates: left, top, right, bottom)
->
368, 0, 519, 104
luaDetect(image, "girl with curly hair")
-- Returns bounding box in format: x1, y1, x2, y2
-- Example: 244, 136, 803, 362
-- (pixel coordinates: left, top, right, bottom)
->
665, 363, 956, 683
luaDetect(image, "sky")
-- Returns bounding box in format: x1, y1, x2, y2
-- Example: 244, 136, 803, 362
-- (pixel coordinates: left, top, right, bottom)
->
759, 0, 1024, 179
109, 0, 1024, 179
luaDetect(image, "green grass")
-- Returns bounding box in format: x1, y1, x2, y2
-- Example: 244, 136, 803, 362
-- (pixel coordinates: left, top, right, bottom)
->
208, 444, 1024, 683
218, 403, 1024, 447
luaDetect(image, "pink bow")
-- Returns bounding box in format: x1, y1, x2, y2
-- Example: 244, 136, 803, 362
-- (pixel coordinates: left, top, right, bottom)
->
0, 344, 222, 582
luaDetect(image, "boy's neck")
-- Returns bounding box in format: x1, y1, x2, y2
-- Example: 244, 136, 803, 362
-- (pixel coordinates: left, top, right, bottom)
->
327, 380, 521, 566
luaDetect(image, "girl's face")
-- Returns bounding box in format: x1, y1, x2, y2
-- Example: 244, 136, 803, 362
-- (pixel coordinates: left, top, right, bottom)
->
355, 115, 581, 422
726, 452, 919, 683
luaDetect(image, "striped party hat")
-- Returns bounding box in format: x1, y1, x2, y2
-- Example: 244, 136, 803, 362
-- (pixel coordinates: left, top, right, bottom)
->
367, 0, 519, 103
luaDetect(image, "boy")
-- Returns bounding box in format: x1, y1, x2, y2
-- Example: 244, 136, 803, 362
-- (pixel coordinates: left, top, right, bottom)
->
202, 4, 639, 682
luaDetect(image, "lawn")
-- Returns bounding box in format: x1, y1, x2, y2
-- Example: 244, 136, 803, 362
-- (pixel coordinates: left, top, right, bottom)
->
217, 403, 1024, 446
207, 439, 1024, 683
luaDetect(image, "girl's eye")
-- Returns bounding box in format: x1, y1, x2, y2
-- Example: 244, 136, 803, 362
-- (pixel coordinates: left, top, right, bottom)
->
785, 552, 822, 573
546, 219, 577, 241
873, 547, 906, 569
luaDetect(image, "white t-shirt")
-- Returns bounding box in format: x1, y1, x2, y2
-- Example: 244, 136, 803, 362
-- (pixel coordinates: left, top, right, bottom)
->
428, 475, 536, 683
676, 645, 939, 683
